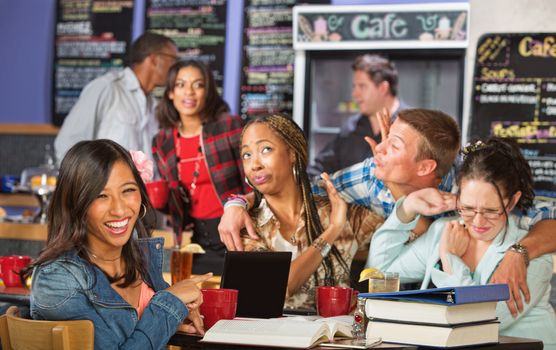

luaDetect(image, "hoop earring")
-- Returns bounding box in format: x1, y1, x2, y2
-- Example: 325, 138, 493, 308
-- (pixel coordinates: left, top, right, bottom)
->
245, 176, 254, 189
139, 203, 147, 220
292, 166, 299, 183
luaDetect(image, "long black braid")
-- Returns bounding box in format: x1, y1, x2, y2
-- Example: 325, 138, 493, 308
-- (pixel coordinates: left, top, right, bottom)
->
243, 114, 350, 286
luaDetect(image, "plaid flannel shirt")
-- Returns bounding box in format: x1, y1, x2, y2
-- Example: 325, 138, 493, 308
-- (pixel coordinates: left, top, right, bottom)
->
152, 114, 250, 234
311, 157, 556, 229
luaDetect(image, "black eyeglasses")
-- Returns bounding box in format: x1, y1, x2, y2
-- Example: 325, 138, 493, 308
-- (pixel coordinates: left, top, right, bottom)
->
456, 198, 507, 220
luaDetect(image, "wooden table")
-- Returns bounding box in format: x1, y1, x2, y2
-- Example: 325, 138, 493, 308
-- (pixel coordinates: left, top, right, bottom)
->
0, 286, 30, 306
168, 335, 543, 350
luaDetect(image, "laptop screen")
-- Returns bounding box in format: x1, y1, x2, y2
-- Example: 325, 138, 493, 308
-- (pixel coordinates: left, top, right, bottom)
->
220, 251, 291, 318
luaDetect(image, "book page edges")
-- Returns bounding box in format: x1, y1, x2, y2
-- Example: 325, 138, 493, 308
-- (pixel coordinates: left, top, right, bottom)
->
366, 321, 499, 347
202, 320, 332, 348
365, 299, 497, 325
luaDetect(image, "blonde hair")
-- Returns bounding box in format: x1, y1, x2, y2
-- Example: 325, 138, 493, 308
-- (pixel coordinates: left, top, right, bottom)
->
397, 109, 461, 178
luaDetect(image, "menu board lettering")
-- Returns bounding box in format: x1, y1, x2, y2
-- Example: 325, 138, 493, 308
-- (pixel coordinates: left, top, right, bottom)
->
470, 33, 556, 199
239, 0, 296, 120
53, 0, 134, 126
145, 0, 227, 88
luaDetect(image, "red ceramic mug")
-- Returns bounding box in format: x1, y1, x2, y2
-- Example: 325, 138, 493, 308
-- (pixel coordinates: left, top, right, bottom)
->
200, 288, 238, 330
0, 255, 32, 287
316, 286, 353, 317
145, 180, 169, 209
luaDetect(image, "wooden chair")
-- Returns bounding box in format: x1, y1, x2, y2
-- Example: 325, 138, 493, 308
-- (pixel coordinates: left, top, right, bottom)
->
2, 306, 94, 350
0, 310, 11, 350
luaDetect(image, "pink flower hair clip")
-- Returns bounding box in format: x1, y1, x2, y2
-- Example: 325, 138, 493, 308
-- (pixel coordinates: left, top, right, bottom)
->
130, 150, 154, 183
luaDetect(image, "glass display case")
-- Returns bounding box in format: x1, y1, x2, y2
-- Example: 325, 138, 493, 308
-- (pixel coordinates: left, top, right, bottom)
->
307, 51, 464, 160
291, 3, 469, 165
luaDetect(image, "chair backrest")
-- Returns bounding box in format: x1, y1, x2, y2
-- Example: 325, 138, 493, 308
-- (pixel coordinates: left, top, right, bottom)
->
5, 306, 94, 350
0, 312, 11, 350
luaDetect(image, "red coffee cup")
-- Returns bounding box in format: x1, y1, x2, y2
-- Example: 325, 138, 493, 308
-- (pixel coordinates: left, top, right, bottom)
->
316, 286, 353, 317
0, 255, 32, 287
145, 180, 169, 209
200, 288, 238, 330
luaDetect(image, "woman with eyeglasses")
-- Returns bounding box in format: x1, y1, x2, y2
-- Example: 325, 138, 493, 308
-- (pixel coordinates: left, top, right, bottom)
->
367, 137, 556, 348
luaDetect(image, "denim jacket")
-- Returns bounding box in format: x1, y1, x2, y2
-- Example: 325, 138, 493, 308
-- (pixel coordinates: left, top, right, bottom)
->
30, 237, 188, 350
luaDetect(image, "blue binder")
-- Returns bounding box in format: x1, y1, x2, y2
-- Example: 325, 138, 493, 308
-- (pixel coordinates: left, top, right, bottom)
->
359, 284, 509, 305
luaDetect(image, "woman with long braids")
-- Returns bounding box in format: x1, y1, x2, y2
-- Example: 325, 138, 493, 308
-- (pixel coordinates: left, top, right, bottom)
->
240, 114, 383, 310
368, 137, 556, 347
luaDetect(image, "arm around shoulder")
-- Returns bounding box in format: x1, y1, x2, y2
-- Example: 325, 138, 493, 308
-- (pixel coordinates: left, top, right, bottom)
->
496, 253, 554, 330
519, 218, 556, 259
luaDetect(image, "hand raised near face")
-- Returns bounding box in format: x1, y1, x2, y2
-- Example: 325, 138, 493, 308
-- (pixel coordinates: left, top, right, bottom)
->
439, 220, 470, 258
321, 172, 347, 238
400, 188, 456, 221
365, 107, 392, 156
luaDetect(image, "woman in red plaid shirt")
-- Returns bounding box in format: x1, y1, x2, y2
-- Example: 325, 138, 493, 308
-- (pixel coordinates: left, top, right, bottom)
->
152, 60, 250, 275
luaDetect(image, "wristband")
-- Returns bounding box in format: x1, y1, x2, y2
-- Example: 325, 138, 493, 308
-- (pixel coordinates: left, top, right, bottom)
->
224, 194, 248, 210
312, 237, 332, 258
509, 243, 530, 267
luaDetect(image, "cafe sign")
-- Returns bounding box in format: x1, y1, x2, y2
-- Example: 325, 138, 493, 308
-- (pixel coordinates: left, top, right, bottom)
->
293, 3, 469, 50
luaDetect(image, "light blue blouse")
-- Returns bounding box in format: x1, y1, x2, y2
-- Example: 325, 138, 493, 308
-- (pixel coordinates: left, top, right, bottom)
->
368, 199, 556, 349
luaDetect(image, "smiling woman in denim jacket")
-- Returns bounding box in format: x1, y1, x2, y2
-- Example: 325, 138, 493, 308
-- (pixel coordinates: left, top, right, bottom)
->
21, 140, 212, 350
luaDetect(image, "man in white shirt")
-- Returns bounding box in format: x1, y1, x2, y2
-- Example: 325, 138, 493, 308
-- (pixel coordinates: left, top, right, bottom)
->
55, 32, 178, 162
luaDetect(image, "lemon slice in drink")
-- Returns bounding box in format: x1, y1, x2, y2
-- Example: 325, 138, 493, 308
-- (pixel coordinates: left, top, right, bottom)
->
179, 243, 206, 254
358, 267, 384, 282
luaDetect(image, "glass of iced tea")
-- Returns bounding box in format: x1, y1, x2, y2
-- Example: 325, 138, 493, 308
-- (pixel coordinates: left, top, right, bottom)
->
368, 272, 400, 293
170, 249, 193, 285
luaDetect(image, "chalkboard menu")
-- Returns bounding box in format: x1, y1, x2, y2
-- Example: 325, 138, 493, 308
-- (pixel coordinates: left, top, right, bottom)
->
239, 0, 296, 120
145, 0, 227, 89
53, 0, 135, 126
469, 33, 556, 199
239, 0, 329, 121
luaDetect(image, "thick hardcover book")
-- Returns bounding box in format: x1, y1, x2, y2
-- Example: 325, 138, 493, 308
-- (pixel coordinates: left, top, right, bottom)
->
364, 299, 498, 325
359, 284, 509, 305
366, 319, 500, 348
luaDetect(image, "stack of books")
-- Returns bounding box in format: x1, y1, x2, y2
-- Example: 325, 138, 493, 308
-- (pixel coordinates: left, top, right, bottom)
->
359, 284, 510, 348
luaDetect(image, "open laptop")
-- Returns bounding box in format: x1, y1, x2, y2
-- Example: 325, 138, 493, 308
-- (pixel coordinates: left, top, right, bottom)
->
220, 251, 291, 318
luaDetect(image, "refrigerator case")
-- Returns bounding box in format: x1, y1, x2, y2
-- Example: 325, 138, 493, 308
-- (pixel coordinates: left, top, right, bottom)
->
307, 51, 465, 161
291, 3, 469, 165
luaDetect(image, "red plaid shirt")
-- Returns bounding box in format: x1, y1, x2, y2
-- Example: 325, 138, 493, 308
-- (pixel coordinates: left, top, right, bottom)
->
152, 114, 250, 234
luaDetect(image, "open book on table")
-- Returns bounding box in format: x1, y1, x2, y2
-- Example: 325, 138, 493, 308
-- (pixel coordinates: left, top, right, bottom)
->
201, 316, 352, 348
